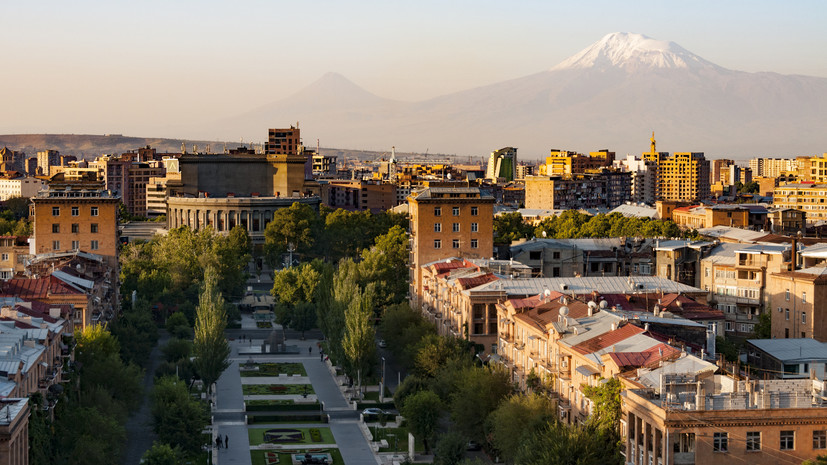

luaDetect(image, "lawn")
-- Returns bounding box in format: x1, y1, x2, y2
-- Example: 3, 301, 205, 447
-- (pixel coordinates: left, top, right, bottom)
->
374, 426, 425, 453
243, 384, 315, 395
248, 427, 335, 445
250, 449, 344, 465
361, 386, 391, 402
241, 362, 307, 377
246, 399, 295, 407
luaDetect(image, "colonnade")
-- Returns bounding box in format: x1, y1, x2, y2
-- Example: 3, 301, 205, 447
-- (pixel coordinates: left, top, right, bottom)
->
167, 207, 274, 233
627, 412, 669, 465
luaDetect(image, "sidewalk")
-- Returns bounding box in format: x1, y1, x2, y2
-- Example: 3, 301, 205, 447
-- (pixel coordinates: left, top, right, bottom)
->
213, 339, 252, 465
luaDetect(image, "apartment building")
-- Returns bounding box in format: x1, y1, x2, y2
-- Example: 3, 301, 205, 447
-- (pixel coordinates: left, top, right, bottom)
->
0, 174, 44, 201
613, 155, 657, 205
524, 174, 608, 210
773, 183, 827, 224
700, 243, 791, 338
322, 180, 396, 212
510, 237, 654, 278
408, 186, 495, 306
538, 149, 614, 176
671, 204, 768, 230
0, 398, 29, 465
768, 266, 827, 341
36, 150, 60, 176
30, 172, 120, 268
485, 147, 517, 182
0, 236, 30, 280
642, 133, 710, 202
623, 373, 827, 465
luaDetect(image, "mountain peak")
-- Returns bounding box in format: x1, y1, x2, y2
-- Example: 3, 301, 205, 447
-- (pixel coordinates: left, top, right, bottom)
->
552, 32, 719, 72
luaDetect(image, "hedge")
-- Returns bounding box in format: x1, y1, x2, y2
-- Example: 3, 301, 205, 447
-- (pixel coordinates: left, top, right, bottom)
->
247, 414, 328, 424
245, 402, 322, 412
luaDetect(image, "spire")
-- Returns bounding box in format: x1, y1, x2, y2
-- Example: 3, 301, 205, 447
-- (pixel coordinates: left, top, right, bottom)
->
650, 131, 656, 154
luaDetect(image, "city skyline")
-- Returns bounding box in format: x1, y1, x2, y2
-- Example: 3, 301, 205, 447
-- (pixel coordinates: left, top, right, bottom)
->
3, 1, 827, 155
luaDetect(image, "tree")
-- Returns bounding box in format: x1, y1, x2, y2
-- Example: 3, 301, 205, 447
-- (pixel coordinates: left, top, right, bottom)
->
359, 225, 409, 308
414, 334, 467, 379
450, 365, 512, 441
486, 393, 557, 463
342, 282, 377, 382
380, 303, 435, 367
401, 390, 442, 454
162, 338, 192, 363
284, 301, 317, 339
494, 212, 533, 245
4, 196, 30, 219
141, 442, 182, 465
264, 202, 320, 265
434, 431, 467, 465
151, 376, 209, 454
192, 266, 230, 393
582, 378, 622, 435
513, 421, 621, 465
755, 311, 772, 339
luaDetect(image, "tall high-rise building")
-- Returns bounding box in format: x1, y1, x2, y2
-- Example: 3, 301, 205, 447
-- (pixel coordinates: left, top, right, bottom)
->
485, 147, 517, 182
614, 155, 657, 204
711, 159, 734, 185
36, 150, 60, 176
643, 133, 710, 202
539, 149, 614, 176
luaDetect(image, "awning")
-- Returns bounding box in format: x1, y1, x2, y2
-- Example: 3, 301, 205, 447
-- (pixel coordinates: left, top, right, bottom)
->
575, 365, 599, 377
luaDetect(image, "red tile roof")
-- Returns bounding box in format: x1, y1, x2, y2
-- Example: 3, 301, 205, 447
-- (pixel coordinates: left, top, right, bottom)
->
572, 323, 645, 355
606, 343, 680, 369
456, 273, 499, 290
0, 276, 82, 299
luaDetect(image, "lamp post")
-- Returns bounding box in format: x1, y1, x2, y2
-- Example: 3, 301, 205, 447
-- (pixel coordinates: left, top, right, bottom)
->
380, 357, 386, 403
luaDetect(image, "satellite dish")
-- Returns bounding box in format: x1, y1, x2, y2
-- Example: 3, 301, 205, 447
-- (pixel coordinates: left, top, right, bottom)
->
559, 306, 569, 317
542, 231, 547, 238
599, 300, 608, 309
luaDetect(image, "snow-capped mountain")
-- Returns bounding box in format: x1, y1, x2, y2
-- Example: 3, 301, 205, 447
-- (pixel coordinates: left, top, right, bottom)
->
212, 33, 827, 158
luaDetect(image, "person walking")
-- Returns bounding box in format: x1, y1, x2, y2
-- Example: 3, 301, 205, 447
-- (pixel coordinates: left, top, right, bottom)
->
320, 351, 324, 362
215, 436, 222, 449
308, 347, 312, 355
224, 435, 229, 448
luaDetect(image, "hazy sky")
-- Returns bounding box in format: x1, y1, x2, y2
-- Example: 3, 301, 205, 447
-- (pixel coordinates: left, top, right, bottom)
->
3, 0, 827, 138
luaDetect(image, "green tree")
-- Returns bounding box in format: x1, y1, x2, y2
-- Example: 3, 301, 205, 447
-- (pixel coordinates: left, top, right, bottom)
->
393, 375, 430, 410
162, 338, 193, 363
111, 300, 159, 367
151, 376, 209, 454
4, 196, 30, 219
401, 390, 442, 454
582, 378, 622, 435
450, 365, 512, 441
486, 393, 557, 463
494, 212, 533, 245
342, 282, 377, 382
434, 431, 467, 465
54, 404, 127, 465
755, 311, 772, 339
264, 202, 320, 265
380, 303, 435, 368
414, 334, 467, 379
192, 266, 230, 393
514, 421, 621, 465
359, 225, 409, 308
140, 442, 183, 465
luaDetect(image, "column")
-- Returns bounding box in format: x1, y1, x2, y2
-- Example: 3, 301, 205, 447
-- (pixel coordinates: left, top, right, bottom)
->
627, 413, 635, 465
643, 422, 650, 465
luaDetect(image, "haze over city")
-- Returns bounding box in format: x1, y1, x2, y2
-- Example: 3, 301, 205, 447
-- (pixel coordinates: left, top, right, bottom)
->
4, 1, 827, 157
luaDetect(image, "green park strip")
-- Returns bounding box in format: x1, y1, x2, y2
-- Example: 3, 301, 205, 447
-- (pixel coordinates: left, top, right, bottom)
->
240, 362, 308, 377
248, 427, 335, 445
243, 384, 315, 395
246, 399, 296, 407
372, 426, 425, 454
250, 449, 344, 465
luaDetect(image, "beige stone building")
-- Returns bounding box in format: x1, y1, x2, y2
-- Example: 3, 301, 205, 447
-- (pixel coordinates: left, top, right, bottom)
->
768, 267, 827, 341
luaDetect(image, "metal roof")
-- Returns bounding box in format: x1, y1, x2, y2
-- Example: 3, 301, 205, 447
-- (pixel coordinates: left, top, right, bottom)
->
470, 276, 704, 297
747, 338, 827, 362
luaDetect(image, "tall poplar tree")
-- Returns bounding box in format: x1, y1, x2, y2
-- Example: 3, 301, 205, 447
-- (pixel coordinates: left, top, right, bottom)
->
192, 266, 230, 393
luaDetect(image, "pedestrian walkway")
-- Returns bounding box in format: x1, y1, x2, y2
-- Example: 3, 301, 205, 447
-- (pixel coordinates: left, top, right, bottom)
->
214, 335, 380, 464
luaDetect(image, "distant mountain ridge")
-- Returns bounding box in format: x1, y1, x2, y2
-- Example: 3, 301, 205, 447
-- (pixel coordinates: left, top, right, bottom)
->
213, 32, 827, 159
0, 134, 231, 159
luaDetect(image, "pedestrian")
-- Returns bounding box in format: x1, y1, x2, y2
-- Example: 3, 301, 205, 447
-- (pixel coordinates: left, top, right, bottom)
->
320, 351, 324, 362
215, 436, 221, 449
225, 435, 229, 448
308, 347, 312, 355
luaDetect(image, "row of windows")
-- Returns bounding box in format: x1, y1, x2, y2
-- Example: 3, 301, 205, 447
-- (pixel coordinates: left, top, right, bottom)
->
781, 307, 808, 324
785, 288, 807, 304
713, 430, 823, 452
433, 223, 479, 233
434, 239, 478, 249
52, 224, 99, 234
52, 206, 99, 216
53, 240, 99, 251
434, 206, 478, 216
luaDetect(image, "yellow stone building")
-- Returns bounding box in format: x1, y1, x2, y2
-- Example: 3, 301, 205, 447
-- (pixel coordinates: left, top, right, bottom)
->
773, 182, 827, 223
642, 133, 710, 202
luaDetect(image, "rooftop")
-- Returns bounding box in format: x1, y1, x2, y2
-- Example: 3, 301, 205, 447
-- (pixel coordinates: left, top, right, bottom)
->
747, 338, 827, 362
469, 276, 704, 297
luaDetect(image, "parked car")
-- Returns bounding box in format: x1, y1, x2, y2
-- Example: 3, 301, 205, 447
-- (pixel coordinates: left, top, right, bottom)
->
362, 408, 388, 416
466, 440, 482, 451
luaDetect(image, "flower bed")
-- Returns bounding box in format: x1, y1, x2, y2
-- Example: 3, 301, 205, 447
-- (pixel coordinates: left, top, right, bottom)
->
242, 384, 315, 396
256, 321, 272, 328
240, 362, 308, 377
309, 428, 323, 442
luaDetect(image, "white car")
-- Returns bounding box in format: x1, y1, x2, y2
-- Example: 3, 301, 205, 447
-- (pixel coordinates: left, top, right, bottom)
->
362, 408, 387, 416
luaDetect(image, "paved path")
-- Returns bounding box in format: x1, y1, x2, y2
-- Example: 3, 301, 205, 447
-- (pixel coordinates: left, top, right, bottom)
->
121, 330, 171, 465
213, 336, 380, 465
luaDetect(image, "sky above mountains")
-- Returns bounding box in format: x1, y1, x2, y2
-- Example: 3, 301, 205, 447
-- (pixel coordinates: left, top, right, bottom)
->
3, 0, 827, 152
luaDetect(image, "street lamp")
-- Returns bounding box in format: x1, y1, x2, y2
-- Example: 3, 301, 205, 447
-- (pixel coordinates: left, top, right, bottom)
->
380, 357, 386, 403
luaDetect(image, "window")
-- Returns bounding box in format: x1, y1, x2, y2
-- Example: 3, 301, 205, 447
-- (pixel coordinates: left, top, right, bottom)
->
434, 223, 441, 233
52, 207, 59, 216
713, 432, 728, 452
471, 206, 478, 216
470, 239, 478, 249
52, 241, 60, 251
0, 254, 7, 262
553, 251, 561, 259
786, 289, 790, 301
813, 430, 827, 449
746, 432, 761, 451
434, 207, 441, 216
90, 240, 99, 250
786, 308, 790, 320
802, 312, 807, 324
71, 206, 79, 216
91, 223, 98, 233
452, 239, 460, 249
452, 206, 460, 216
71, 240, 79, 250
90, 206, 99, 216
803, 292, 807, 304
780, 431, 794, 450
433, 239, 441, 249
52, 224, 60, 233
471, 223, 478, 232
452, 223, 460, 232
